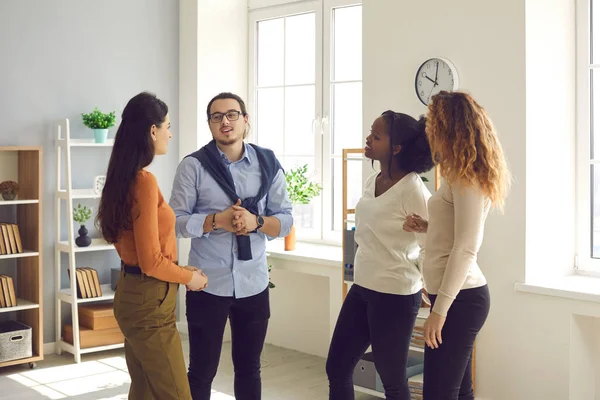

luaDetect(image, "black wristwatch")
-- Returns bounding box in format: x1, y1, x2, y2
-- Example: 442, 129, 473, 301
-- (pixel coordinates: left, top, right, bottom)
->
256, 215, 264, 231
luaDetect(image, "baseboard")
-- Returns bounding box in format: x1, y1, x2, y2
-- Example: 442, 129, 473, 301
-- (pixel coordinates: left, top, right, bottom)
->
44, 342, 56, 355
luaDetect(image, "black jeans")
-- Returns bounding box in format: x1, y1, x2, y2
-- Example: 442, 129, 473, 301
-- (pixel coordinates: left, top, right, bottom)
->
423, 285, 490, 400
326, 284, 422, 400
186, 287, 270, 400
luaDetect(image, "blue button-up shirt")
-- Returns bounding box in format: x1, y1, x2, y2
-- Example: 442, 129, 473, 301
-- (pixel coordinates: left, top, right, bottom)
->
169, 143, 293, 299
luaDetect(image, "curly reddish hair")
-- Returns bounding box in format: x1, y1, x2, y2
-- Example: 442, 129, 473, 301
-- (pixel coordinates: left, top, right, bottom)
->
426, 91, 511, 210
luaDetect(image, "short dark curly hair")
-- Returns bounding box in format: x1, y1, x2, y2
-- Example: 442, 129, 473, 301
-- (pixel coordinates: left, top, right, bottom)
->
380, 110, 434, 176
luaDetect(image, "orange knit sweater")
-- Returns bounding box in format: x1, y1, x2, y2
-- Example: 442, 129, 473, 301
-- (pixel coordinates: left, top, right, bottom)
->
114, 170, 193, 285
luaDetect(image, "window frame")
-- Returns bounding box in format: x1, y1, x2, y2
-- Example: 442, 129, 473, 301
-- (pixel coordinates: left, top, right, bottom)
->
576, 0, 600, 273
248, 0, 362, 246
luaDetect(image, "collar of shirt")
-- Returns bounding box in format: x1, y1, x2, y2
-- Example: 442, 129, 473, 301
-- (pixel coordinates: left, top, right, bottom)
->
216, 142, 253, 166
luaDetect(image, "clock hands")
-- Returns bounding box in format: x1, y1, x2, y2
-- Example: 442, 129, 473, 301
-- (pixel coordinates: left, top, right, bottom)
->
424, 76, 436, 85
435, 62, 439, 83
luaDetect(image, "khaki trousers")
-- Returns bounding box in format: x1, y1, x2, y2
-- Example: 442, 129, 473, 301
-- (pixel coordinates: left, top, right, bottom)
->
114, 270, 192, 400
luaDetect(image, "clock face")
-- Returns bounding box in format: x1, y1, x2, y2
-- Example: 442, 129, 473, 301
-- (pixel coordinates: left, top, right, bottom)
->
415, 58, 459, 105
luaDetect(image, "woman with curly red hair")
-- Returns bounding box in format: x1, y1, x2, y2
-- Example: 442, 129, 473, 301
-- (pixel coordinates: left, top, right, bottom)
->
404, 91, 510, 399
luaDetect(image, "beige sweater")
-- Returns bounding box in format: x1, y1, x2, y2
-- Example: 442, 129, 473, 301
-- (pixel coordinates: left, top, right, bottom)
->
423, 182, 490, 317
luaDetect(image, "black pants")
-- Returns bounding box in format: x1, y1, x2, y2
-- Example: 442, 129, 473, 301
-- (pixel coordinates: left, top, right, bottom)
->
326, 284, 422, 400
423, 285, 490, 400
186, 287, 270, 400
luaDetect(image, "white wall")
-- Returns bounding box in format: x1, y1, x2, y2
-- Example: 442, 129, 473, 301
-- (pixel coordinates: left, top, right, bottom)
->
0, 0, 180, 344
363, 1, 595, 399
177, 0, 249, 330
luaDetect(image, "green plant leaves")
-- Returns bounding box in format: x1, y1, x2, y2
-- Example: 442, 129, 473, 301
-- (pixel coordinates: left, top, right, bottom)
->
73, 203, 92, 225
284, 164, 322, 205
81, 108, 116, 129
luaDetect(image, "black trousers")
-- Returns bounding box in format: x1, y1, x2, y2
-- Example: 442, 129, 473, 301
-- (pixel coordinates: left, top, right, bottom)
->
186, 287, 270, 400
326, 284, 422, 400
423, 285, 490, 400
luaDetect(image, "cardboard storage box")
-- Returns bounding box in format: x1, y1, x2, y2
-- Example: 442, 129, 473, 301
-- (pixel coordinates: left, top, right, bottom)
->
63, 324, 124, 348
78, 303, 118, 330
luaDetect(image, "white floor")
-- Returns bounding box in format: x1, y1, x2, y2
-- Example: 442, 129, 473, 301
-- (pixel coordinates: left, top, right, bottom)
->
0, 334, 378, 399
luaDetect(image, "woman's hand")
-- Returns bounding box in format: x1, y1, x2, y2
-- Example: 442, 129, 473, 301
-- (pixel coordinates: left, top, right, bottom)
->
403, 213, 429, 233
424, 311, 446, 349
184, 267, 208, 291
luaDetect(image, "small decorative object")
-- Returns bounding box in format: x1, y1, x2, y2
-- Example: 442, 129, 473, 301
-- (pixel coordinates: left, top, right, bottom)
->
82, 107, 116, 144
414, 57, 459, 105
268, 265, 275, 289
284, 164, 322, 251
73, 203, 93, 247
0, 180, 19, 201
94, 175, 106, 195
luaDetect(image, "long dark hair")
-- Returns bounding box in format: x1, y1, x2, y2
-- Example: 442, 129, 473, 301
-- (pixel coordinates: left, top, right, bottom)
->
379, 111, 434, 177
95, 92, 168, 243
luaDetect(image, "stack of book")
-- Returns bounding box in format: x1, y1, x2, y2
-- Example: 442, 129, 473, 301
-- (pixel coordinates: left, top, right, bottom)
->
67, 267, 102, 298
411, 325, 425, 350
0, 223, 23, 255
0, 275, 17, 307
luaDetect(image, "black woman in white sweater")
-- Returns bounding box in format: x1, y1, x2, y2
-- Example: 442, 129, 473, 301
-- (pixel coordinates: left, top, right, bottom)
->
326, 111, 434, 400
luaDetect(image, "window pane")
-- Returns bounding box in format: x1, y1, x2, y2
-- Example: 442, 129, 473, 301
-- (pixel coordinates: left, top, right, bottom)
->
284, 85, 316, 156
594, 1, 600, 64
258, 18, 284, 87
333, 5, 362, 82
332, 82, 363, 155
285, 13, 315, 85
593, 70, 600, 158
283, 156, 317, 230
593, 164, 600, 257
256, 88, 284, 154
332, 156, 364, 231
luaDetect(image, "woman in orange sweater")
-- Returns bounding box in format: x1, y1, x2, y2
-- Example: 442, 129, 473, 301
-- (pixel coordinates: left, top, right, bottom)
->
96, 92, 207, 400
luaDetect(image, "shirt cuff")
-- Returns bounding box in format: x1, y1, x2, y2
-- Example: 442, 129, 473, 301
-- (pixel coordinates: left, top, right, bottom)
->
431, 290, 454, 318
185, 213, 211, 238
271, 214, 293, 238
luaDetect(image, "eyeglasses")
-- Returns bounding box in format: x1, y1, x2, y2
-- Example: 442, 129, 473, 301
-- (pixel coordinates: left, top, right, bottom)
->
209, 110, 242, 123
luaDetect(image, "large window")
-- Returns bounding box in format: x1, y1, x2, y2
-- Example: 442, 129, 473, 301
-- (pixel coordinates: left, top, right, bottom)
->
577, 0, 600, 272
249, 0, 363, 244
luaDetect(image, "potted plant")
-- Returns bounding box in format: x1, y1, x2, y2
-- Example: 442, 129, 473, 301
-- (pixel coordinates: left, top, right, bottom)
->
82, 107, 116, 144
0, 180, 19, 201
284, 164, 322, 251
73, 203, 93, 247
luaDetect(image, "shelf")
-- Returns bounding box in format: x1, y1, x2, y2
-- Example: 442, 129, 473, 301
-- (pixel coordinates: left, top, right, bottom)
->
417, 307, 429, 319
0, 355, 43, 368
0, 199, 39, 205
56, 189, 101, 199
59, 284, 115, 304
0, 250, 39, 260
57, 340, 124, 356
64, 139, 114, 147
57, 238, 114, 253
409, 345, 425, 353
0, 298, 40, 313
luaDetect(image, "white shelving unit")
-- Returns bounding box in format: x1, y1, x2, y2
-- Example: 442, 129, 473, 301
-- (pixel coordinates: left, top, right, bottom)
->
54, 119, 121, 363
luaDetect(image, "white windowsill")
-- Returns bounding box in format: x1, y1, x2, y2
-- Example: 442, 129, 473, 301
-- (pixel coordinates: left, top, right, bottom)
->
514, 274, 600, 304
266, 239, 342, 267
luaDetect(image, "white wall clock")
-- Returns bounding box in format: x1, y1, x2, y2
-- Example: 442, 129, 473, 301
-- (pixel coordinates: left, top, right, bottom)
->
415, 57, 459, 105
94, 175, 106, 195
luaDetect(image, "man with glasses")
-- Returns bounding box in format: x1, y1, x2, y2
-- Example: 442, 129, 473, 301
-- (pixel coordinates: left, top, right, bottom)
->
169, 92, 293, 400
